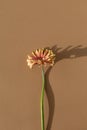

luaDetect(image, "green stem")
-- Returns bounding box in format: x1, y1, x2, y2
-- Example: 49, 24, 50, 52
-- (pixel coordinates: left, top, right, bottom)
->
40, 66, 45, 130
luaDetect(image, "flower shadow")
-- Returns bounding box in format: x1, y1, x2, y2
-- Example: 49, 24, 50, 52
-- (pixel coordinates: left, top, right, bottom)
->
45, 44, 87, 130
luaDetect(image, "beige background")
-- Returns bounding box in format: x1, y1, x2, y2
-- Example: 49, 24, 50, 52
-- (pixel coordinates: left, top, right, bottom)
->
0, 0, 87, 130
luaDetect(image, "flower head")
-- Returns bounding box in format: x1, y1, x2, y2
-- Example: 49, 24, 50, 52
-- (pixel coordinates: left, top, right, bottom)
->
27, 48, 55, 69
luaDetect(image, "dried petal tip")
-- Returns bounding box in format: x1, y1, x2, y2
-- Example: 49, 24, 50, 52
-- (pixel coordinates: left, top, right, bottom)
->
27, 48, 56, 69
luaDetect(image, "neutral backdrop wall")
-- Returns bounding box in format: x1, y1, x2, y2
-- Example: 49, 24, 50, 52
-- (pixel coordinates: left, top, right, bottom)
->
0, 0, 87, 130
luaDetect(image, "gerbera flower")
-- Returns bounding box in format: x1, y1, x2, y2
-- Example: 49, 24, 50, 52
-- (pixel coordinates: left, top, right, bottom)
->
27, 48, 55, 69
26, 47, 56, 130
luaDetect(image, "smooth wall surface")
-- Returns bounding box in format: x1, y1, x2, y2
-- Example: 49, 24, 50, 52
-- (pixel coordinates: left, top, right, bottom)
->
0, 0, 87, 130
